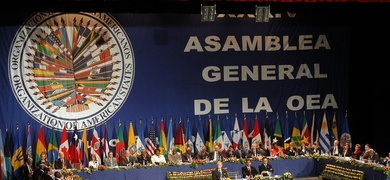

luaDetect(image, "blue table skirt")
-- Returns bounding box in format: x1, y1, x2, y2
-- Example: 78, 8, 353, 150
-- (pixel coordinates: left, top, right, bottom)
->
76, 158, 315, 180
75, 157, 389, 180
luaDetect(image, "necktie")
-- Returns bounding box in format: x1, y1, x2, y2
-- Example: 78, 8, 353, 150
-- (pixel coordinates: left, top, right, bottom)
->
239, 150, 242, 158
110, 158, 113, 165
219, 169, 222, 180
248, 167, 252, 176
62, 159, 64, 167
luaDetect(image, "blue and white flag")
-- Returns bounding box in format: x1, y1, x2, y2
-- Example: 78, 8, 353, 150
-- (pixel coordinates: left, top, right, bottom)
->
195, 117, 205, 154
319, 113, 330, 154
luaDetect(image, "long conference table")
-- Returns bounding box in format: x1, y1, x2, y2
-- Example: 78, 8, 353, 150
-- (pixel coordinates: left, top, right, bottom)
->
75, 157, 390, 180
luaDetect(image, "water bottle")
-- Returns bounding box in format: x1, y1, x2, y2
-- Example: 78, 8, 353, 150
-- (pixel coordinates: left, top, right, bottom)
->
235, 174, 238, 179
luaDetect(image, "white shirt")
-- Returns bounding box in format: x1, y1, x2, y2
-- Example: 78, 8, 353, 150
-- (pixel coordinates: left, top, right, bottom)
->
88, 161, 99, 168
151, 154, 166, 165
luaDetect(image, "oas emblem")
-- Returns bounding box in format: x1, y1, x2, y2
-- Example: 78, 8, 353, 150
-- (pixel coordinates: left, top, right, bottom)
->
8, 12, 134, 130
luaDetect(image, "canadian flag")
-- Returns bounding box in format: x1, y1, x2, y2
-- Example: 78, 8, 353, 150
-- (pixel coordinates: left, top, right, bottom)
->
59, 126, 69, 159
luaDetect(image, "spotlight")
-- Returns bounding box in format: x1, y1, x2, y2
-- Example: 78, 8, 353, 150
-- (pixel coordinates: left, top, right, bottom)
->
255, 5, 270, 22
201, 4, 216, 22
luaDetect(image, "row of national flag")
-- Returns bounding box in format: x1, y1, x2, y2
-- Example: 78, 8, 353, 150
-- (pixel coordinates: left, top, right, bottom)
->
0, 111, 351, 179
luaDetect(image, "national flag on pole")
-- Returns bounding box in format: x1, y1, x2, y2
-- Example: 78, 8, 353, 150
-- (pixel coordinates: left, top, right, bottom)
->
263, 114, 271, 150
206, 117, 213, 152
272, 114, 283, 147
185, 118, 194, 153
4, 128, 12, 179
252, 115, 262, 146
221, 116, 232, 152
26, 124, 32, 159
128, 121, 136, 148
80, 127, 88, 167
35, 125, 47, 167
59, 126, 69, 160
91, 128, 101, 165
231, 115, 241, 150
175, 120, 186, 153
11, 125, 24, 179
301, 113, 311, 146
310, 113, 319, 146
331, 112, 338, 143
167, 118, 175, 153
69, 126, 79, 164
102, 123, 110, 159
291, 115, 301, 148
213, 118, 223, 149
283, 112, 291, 149
127, 121, 137, 157
242, 116, 250, 151
159, 118, 168, 156
48, 127, 59, 168
319, 112, 330, 154
135, 120, 146, 156
0, 129, 7, 180
194, 117, 205, 154
340, 112, 352, 148
146, 120, 157, 156
116, 122, 126, 164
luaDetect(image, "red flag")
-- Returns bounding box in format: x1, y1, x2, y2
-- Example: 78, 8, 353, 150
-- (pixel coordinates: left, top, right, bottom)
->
174, 121, 186, 153
242, 117, 250, 151
69, 126, 79, 164
91, 128, 102, 165
59, 126, 69, 160
252, 115, 262, 145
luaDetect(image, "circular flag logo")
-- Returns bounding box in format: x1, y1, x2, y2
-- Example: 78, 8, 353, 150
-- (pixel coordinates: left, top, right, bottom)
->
8, 12, 135, 130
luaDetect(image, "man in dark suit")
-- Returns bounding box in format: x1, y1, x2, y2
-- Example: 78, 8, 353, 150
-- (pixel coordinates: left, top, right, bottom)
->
138, 149, 152, 166
54, 151, 71, 169
241, 159, 258, 179
223, 145, 235, 159
298, 141, 312, 156
121, 149, 135, 166
284, 142, 297, 156
211, 161, 229, 180
328, 140, 342, 156
41, 166, 54, 180
233, 144, 247, 159
21, 157, 34, 180
258, 157, 274, 176
196, 146, 209, 160
248, 144, 261, 158
182, 146, 196, 163
209, 145, 223, 161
